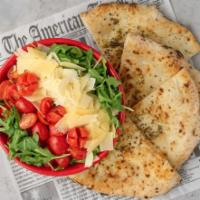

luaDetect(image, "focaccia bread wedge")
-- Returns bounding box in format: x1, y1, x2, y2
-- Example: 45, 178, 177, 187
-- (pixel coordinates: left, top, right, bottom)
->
81, 3, 200, 69
131, 68, 200, 168
70, 118, 181, 199
120, 33, 184, 106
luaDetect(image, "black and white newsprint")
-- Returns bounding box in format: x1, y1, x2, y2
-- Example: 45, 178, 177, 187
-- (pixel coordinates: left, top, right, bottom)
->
1, 0, 200, 200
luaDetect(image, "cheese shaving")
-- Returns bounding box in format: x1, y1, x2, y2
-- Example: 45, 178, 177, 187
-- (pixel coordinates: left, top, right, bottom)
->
85, 152, 94, 167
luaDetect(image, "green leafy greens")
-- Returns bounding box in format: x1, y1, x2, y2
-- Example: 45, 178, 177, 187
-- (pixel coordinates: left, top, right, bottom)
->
49, 44, 123, 128
0, 107, 68, 167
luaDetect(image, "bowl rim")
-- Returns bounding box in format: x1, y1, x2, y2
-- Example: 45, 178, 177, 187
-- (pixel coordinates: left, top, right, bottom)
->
0, 38, 125, 176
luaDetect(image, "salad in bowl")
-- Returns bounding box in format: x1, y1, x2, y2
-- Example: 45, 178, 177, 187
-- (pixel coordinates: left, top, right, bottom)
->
0, 38, 125, 176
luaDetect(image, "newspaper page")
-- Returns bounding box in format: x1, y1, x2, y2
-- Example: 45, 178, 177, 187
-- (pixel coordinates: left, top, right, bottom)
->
0, 0, 199, 200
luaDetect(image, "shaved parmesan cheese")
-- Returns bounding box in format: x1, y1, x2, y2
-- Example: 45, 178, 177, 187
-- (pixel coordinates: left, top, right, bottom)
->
80, 74, 96, 91
100, 131, 115, 151
98, 109, 111, 131
85, 152, 94, 167
24, 88, 47, 102
27, 47, 47, 58
86, 123, 108, 152
56, 112, 98, 130
17, 47, 58, 78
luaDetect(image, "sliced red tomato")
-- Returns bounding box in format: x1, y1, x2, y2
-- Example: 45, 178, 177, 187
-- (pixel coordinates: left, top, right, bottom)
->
32, 122, 49, 143
19, 113, 37, 130
15, 97, 36, 113
77, 127, 89, 148
48, 135, 68, 155
0, 80, 20, 103
52, 105, 66, 116
49, 125, 66, 136
67, 127, 89, 149
46, 105, 66, 124
46, 111, 61, 125
55, 157, 70, 168
69, 148, 87, 160
77, 127, 89, 138
67, 128, 79, 148
16, 71, 39, 96
0, 80, 11, 99
7, 84, 20, 103
37, 111, 49, 125
79, 138, 87, 149
40, 97, 54, 114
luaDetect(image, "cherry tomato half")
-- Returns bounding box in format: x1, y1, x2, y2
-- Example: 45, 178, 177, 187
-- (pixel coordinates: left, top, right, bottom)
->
46, 111, 61, 125
46, 105, 66, 124
0, 80, 20, 103
19, 113, 37, 130
69, 148, 87, 160
0, 80, 12, 100
79, 138, 88, 149
48, 135, 68, 155
32, 122, 49, 143
67, 128, 79, 148
40, 97, 54, 115
37, 111, 49, 125
15, 97, 36, 113
16, 71, 39, 96
77, 127, 89, 138
55, 157, 70, 168
49, 125, 66, 137
77, 127, 89, 148
67, 127, 89, 149
7, 85, 20, 103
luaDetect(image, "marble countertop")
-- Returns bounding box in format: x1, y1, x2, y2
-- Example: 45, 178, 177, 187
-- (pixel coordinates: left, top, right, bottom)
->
0, 0, 200, 200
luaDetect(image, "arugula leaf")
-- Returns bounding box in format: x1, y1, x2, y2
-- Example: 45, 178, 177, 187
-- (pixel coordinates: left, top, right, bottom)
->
50, 44, 72, 54
17, 134, 39, 151
85, 49, 93, 68
0, 107, 20, 137
106, 77, 121, 87
93, 146, 100, 157
9, 130, 27, 157
89, 69, 104, 84
70, 47, 83, 58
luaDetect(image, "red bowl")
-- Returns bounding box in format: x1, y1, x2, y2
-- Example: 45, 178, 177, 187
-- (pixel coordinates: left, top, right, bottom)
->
0, 38, 125, 176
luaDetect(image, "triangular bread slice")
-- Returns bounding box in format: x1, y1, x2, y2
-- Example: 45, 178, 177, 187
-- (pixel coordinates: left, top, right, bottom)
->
70, 118, 181, 199
80, 3, 200, 69
120, 33, 200, 106
131, 68, 200, 168
120, 33, 184, 106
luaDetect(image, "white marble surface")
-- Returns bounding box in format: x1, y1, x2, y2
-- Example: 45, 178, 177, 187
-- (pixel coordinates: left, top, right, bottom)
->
0, 0, 200, 200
